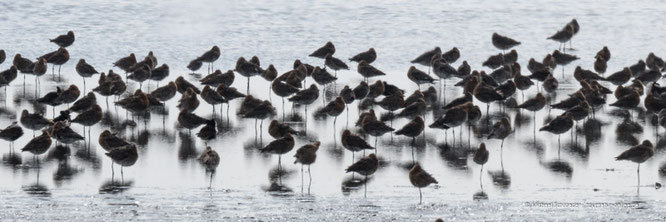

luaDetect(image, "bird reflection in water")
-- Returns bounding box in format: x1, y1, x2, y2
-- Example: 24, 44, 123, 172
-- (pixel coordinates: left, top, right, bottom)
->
99, 179, 133, 194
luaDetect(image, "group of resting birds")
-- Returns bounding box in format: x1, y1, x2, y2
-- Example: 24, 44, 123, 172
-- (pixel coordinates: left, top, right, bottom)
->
0, 18, 663, 204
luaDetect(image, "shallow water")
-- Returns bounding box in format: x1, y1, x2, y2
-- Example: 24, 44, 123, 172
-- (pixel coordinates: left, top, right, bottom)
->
1, 0, 666, 221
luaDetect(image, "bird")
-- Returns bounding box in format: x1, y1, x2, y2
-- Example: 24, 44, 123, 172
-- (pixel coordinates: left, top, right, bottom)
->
309, 42, 335, 59
75, 59, 99, 92
596, 46, 611, 62
346, 152, 379, 177
261, 134, 295, 179
407, 66, 435, 90
540, 112, 574, 144
431, 103, 468, 145
324, 53, 349, 76
409, 163, 438, 204
357, 60, 386, 81
21, 130, 52, 166
411, 47, 441, 73
98, 130, 130, 151
116, 89, 150, 116
488, 117, 512, 149
610, 90, 640, 111
272, 79, 299, 119
20, 108, 52, 133
176, 76, 201, 94
341, 129, 374, 159
441, 47, 461, 63
0, 50, 4, 65
242, 100, 277, 138
127, 64, 151, 90
38, 48, 69, 81
113, 53, 137, 73
395, 116, 425, 161
149, 64, 170, 85
482, 53, 504, 69
353, 81, 370, 101
318, 97, 345, 129
13, 53, 34, 74
93, 71, 127, 106
294, 141, 320, 194
50, 31, 75, 48
71, 104, 103, 136
492, 33, 521, 51
197, 119, 217, 142
474, 143, 489, 189
105, 144, 139, 185
199, 146, 220, 188
349, 48, 377, 63
261, 65, 278, 96
629, 60, 646, 77
197, 46, 221, 74
615, 140, 654, 190
543, 74, 559, 93
177, 111, 209, 133
55, 84, 81, 107
604, 67, 632, 86
573, 66, 603, 82
552, 50, 579, 76
362, 114, 395, 150
235, 57, 263, 94
517, 93, 546, 112
199, 146, 220, 172
0, 66, 18, 94
150, 81, 178, 103
473, 81, 503, 115
50, 121, 84, 144
0, 122, 23, 153
200, 85, 227, 114
396, 98, 426, 119
187, 59, 203, 74
268, 120, 298, 139
375, 91, 404, 112
646, 52, 664, 70
289, 84, 320, 122
594, 56, 607, 75
547, 24, 574, 50
200, 70, 235, 87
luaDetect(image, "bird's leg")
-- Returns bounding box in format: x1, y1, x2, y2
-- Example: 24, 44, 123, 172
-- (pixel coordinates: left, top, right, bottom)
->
500, 139, 505, 171
304, 106, 308, 136
468, 125, 471, 151
419, 187, 423, 204
346, 105, 349, 129
411, 136, 416, 163
308, 165, 312, 195
637, 163, 641, 189
452, 128, 456, 147
374, 136, 378, 155
364, 175, 368, 198
480, 165, 484, 191
121, 166, 124, 185
278, 155, 283, 185
460, 126, 463, 147
209, 171, 214, 189
301, 164, 304, 194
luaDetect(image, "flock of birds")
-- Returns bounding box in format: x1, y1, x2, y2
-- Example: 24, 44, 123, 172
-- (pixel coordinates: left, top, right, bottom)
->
0, 18, 664, 204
